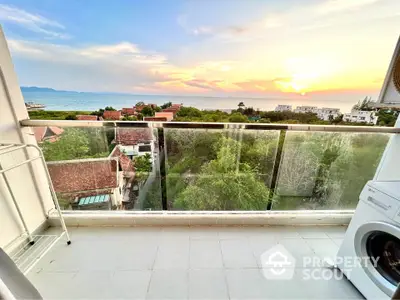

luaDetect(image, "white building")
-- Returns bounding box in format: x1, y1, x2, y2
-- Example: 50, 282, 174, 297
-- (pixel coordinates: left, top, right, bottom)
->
293, 106, 318, 114
275, 105, 292, 112
316, 107, 341, 121
343, 110, 378, 125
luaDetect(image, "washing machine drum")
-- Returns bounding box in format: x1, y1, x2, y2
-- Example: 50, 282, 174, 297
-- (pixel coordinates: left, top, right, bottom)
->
355, 222, 400, 296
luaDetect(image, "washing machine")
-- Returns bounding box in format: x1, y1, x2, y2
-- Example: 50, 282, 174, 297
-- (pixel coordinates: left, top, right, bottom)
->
337, 180, 400, 299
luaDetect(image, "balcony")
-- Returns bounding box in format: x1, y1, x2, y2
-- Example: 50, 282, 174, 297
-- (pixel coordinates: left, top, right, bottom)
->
26, 226, 364, 299
2, 119, 397, 299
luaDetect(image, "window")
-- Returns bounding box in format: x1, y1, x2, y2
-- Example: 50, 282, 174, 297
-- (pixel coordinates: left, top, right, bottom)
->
360, 117, 366, 120
139, 145, 151, 152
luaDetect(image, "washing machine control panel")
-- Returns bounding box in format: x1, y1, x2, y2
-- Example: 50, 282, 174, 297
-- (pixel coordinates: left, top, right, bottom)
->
361, 185, 400, 220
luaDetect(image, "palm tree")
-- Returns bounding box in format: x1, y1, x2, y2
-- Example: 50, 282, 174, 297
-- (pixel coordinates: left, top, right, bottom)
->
238, 102, 245, 109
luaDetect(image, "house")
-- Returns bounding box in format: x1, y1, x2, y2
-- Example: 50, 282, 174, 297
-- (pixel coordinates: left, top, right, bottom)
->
103, 110, 122, 120
143, 117, 168, 121
115, 128, 153, 145
121, 107, 136, 116
135, 104, 157, 113
293, 106, 318, 114
154, 112, 174, 121
316, 108, 341, 121
114, 128, 154, 159
162, 107, 180, 117
33, 126, 64, 143
47, 158, 124, 210
343, 110, 378, 124
76, 115, 98, 121
275, 105, 292, 112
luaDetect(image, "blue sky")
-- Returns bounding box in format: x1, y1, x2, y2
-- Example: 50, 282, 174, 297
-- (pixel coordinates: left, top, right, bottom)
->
1, 0, 400, 103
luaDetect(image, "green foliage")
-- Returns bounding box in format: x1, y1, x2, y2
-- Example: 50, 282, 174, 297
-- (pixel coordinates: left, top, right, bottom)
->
377, 110, 398, 126
135, 101, 145, 106
104, 106, 116, 111
154, 106, 162, 112
41, 128, 109, 161
238, 102, 245, 108
176, 106, 202, 118
353, 96, 374, 111
174, 138, 270, 210
141, 106, 154, 116
137, 113, 144, 120
161, 102, 172, 109
228, 112, 248, 123
29, 110, 92, 120
122, 116, 138, 121
134, 153, 152, 173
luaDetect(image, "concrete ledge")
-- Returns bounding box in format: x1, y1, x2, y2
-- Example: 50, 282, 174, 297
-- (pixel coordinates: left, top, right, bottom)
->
48, 210, 353, 227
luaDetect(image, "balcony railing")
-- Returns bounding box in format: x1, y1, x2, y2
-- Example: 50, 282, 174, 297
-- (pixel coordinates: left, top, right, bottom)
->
20, 119, 396, 213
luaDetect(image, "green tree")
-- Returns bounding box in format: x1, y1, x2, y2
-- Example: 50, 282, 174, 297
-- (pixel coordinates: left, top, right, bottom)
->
174, 138, 270, 210
65, 114, 77, 120
122, 116, 138, 121
161, 102, 172, 109
104, 106, 116, 111
229, 112, 248, 123
134, 153, 152, 173
353, 97, 374, 111
135, 102, 145, 107
141, 106, 154, 117
42, 128, 90, 161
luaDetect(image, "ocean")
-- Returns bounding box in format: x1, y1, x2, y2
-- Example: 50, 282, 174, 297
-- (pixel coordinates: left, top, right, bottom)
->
22, 90, 358, 113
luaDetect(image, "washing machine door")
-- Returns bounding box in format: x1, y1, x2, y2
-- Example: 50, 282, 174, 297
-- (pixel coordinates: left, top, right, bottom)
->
355, 221, 400, 297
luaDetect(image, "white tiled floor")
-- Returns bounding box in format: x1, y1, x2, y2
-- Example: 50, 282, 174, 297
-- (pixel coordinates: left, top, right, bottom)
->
27, 226, 363, 299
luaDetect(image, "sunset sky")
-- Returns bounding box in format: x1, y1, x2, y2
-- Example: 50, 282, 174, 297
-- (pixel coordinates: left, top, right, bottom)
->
1, 0, 400, 104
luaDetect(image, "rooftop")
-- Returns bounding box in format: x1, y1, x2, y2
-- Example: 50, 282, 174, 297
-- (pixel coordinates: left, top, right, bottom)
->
76, 115, 98, 121
115, 128, 153, 145
47, 159, 118, 193
26, 225, 362, 300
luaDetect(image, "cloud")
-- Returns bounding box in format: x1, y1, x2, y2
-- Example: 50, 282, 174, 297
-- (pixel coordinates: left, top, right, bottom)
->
8, 39, 173, 92
314, 0, 381, 15
182, 79, 224, 91
0, 4, 69, 39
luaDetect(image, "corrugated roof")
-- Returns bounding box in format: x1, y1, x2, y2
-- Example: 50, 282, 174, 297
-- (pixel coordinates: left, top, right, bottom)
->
78, 194, 110, 206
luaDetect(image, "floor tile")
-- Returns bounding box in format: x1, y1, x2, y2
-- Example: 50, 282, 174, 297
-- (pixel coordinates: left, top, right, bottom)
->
190, 227, 219, 240
298, 268, 364, 299
154, 241, 190, 270
70, 271, 112, 299
269, 226, 301, 239
248, 235, 278, 268
111, 270, 152, 299
189, 269, 228, 299
324, 226, 348, 239
305, 238, 339, 262
27, 272, 77, 299
278, 238, 315, 267
146, 269, 188, 299
190, 240, 223, 269
331, 238, 344, 247
225, 269, 269, 299
297, 227, 329, 239
220, 239, 258, 268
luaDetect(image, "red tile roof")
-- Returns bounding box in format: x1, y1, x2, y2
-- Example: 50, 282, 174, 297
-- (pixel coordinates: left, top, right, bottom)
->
33, 126, 64, 143
33, 127, 47, 142
121, 108, 136, 115
103, 110, 122, 120
143, 117, 168, 121
162, 107, 180, 116
115, 128, 153, 145
110, 147, 135, 173
76, 115, 98, 121
47, 160, 118, 193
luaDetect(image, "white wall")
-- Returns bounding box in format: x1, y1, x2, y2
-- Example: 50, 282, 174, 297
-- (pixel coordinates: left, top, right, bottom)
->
0, 27, 54, 248
374, 116, 400, 181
